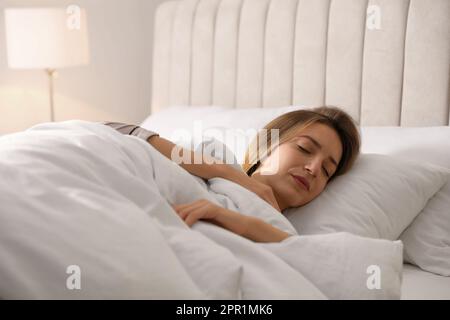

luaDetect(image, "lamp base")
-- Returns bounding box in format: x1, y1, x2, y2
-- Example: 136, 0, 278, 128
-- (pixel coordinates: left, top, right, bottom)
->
45, 68, 56, 122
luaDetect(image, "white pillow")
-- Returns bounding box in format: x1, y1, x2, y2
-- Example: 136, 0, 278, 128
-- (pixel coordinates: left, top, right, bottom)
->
400, 177, 450, 276
361, 126, 450, 170
195, 135, 242, 172
143, 109, 450, 169
284, 154, 449, 241
361, 126, 450, 276
141, 105, 309, 163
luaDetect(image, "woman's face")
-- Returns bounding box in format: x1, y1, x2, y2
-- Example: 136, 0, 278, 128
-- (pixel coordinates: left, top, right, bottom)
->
251, 123, 343, 211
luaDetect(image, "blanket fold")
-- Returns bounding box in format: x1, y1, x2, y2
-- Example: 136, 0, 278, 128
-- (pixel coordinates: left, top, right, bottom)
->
0, 121, 403, 299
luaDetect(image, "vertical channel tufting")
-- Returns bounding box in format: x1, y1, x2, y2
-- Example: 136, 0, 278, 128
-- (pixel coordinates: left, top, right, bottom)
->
401, 0, 450, 126
262, 0, 299, 108
190, 0, 222, 106
212, 0, 243, 107
169, 0, 200, 106
235, 0, 271, 108
324, 0, 331, 107
151, 1, 178, 113
398, 0, 411, 126
361, 0, 410, 126
325, 0, 368, 122
290, 0, 300, 105
292, 0, 330, 107
153, 0, 449, 125
358, 1, 368, 126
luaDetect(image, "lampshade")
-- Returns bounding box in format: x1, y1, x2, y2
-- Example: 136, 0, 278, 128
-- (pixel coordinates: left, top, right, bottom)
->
4, 8, 89, 69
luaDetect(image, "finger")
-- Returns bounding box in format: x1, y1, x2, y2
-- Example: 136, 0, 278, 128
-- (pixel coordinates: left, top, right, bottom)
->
184, 210, 205, 227
172, 202, 194, 211
177, 208, 193, 220
172, 199, 206, 211
176, 202, 206, 220
172, 201, 203, 211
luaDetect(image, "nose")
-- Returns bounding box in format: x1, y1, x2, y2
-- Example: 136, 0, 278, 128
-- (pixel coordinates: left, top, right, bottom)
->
304, 158, 322, 177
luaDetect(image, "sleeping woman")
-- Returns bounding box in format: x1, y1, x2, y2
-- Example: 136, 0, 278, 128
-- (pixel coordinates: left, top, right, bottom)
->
104, 106, 360, 243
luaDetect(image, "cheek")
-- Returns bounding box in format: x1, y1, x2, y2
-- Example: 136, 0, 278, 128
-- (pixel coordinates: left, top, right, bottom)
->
259, 146, 305, 177
312, 182, 327, 197
275, 149, 300, 171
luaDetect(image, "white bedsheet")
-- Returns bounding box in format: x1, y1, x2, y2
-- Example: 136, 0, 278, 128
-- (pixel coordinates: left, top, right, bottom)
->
401, 264, 450, 300
0, 121, 404, 299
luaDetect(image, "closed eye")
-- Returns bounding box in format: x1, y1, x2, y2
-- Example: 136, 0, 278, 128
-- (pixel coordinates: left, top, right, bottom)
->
297, 145, 310, 154
298, 145, 330, 178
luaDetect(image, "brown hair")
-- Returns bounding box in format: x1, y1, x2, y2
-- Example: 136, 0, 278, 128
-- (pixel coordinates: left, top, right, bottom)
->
242, 106, 361, 182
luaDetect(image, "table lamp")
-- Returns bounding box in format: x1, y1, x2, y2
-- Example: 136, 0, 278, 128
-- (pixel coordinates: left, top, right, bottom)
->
4, 7, 89, 122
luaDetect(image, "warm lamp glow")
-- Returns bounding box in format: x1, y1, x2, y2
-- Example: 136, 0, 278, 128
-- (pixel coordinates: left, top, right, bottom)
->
4, 7, 90, 122
5, 7, 89, 69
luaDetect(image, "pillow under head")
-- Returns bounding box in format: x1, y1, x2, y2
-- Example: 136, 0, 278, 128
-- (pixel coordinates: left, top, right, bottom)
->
284, 153, 449, 241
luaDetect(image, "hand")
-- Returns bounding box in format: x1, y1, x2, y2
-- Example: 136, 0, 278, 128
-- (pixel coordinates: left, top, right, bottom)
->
172, 199, 224, 227
171, 198, 289, 242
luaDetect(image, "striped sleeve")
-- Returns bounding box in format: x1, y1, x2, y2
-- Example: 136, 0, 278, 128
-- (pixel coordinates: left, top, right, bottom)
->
102, 122, 159, 141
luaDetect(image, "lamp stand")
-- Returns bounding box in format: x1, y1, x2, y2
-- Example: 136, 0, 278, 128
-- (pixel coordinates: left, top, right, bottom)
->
45, 68, 56, 122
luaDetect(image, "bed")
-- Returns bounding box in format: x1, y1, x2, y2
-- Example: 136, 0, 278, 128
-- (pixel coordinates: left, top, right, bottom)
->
0, 0, 449, 300
148, 0, 450, 300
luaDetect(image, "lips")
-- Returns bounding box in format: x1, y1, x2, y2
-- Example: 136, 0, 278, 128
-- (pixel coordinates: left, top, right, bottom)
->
291, 174, 310, 191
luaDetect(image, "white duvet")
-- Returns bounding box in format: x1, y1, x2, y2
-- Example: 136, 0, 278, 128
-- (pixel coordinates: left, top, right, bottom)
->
0, 121, 403, 299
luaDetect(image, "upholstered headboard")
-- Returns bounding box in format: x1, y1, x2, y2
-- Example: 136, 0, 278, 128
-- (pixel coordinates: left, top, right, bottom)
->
151, 0, 450, 126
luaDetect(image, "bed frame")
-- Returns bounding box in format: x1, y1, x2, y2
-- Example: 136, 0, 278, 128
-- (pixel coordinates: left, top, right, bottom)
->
151, 0, 449, 126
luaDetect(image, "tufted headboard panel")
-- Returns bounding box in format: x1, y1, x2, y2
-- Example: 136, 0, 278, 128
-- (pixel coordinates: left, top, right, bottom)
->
151, 0, 450, 126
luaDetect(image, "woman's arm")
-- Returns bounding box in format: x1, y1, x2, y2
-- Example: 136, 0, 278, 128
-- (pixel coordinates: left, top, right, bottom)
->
103, 122, 231, 179
172, 199, 290, 243
147, 134, 230, 179
149, 135, 281, 212
104, 122, 281, 212
215, 209, 290, 243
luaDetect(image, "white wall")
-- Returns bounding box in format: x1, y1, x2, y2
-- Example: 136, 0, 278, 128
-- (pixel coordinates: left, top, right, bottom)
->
0, 0, 169, 134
